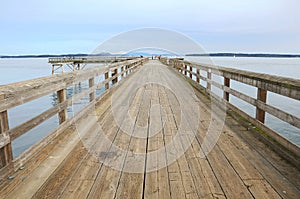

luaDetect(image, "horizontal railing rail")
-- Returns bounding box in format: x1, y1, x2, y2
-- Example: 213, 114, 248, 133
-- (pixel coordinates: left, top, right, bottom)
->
161, 57, 300, 158
0, 58, 147, 171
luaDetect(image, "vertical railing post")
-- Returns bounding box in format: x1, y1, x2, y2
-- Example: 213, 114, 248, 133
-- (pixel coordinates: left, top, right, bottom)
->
112, 68, 118, 84
223, 77, 230, 101
52, 65, 54, 75
179, 63, 183, 73
134, 62, 138, 70
121, 66, 124, 78
57, 89, 67, 124
196, 69, 200, 83
0, 110, 13, 167
207, 69, 212, 92
184, 65, 187, 76
89, 77, 95, 102
189, 66, 193, 79
105, 72, 109, 90
256, 88, 267, 123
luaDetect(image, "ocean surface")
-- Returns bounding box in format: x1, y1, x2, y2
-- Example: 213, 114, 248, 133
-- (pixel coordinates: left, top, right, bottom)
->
0, 57, 299, 158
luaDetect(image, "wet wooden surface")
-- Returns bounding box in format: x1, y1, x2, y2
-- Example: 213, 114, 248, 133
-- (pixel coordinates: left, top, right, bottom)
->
1, 61, 299, 198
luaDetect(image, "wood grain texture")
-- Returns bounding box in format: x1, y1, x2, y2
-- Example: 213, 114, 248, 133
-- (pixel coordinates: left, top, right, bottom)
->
1, 60, 299, 199
0, 111, 12, 168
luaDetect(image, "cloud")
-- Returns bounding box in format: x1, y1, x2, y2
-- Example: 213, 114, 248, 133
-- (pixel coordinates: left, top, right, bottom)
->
0, 0, 299, 54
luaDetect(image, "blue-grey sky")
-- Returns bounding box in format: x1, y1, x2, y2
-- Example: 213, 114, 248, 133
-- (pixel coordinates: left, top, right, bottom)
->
1, 0, 299, 55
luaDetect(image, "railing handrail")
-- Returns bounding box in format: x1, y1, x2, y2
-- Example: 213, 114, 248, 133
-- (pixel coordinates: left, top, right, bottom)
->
0, 59, 141, 110
161, 57, 299, 163
168, 59, 300, 100
0, 57, 147, 170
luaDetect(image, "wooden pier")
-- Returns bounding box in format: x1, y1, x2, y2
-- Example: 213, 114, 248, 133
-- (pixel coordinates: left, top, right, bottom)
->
49, 56, 138, 74
0, 58, 299, 198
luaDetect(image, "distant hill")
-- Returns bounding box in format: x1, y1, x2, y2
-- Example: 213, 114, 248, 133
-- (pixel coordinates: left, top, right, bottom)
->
123, 52, 175, 57
186, 53, 300, 58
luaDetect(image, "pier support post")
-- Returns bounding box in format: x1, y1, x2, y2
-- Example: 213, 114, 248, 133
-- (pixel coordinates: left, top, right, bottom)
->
0, 111, 13, 168
196, 69, 200, 83
57, 89, 67, 124
207, 69, 212, 92
223, 77, 230, 101
105, 72, 109, 90
256, 88, 267, 123
89, 77, 95, 102
189, 66, 193, 79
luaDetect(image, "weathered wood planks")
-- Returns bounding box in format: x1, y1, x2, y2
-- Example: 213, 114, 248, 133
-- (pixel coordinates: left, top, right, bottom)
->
0, 60, 299, 199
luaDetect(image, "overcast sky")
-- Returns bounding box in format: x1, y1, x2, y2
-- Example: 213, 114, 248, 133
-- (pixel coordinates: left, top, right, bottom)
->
1, 0, 299, 55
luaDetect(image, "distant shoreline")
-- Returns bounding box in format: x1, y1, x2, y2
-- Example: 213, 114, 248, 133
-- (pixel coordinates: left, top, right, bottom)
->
0, 54, 90, 59
1, 53, 300, 59
186, 53, 300, 58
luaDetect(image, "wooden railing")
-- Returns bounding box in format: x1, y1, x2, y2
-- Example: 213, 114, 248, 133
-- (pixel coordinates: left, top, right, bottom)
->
0, 58, 147, 171
161, 57, 300, 160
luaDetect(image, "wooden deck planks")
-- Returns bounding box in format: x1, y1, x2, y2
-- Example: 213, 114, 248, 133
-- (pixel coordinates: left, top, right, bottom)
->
160, 89, 198, 199
115, 84, 152, 199
87, 82, 146, 198
60, 111, 118, 198
27, 92, 115, 198
195, 84, 300, 199
224, 124, 300, 199
6, 129, 80, 198
2, 60, 299, 199
0, 126, 75, 197
144, 84, 161, 199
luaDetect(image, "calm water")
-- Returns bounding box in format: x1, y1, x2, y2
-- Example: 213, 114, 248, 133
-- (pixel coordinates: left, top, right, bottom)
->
0, 57, 299, 158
